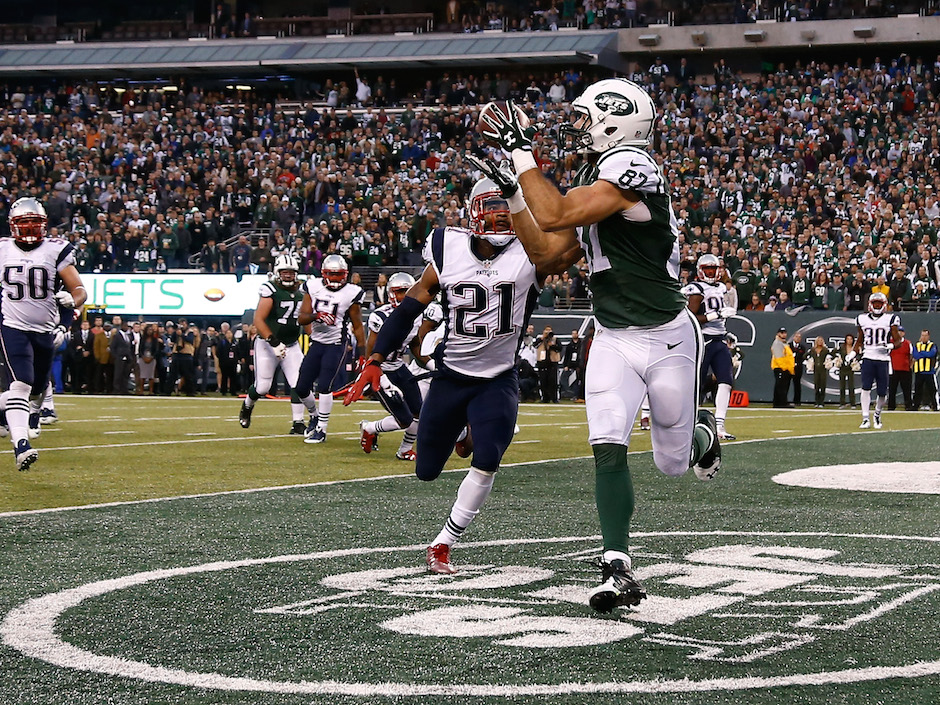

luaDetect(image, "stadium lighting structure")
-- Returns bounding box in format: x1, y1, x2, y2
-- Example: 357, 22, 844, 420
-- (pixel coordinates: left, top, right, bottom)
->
853, 26, 876, 38
637, 34, 660, 47
744, 30, 765, 42
691, 31, 707, 46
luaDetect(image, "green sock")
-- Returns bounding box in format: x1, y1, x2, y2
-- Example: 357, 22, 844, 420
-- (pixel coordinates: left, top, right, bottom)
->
593, 443, 633, 555
690, 424, 711, 466
247, 385, 260, 401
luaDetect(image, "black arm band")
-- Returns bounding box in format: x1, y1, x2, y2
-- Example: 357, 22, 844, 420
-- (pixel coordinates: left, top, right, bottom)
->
58, 305, 72, 329
373, 296, 425, 359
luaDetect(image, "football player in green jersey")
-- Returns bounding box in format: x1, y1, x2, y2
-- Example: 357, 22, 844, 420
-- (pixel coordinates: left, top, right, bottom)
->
239, 253, 314, 434
475, 77, 723, 614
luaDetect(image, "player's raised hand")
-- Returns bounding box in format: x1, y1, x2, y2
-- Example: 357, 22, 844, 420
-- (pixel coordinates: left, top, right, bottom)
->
465, 154, 519, 199
343, 359, 382, 406
478, 100, 537, 153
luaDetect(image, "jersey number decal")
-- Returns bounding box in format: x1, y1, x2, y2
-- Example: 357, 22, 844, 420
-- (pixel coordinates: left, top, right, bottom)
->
277, 300, 302, 325
3, 265, 50, 301
314, 299, 340, 318
863, 326, 888, 347
578, 224, 612, 274
452, 282, 514, 339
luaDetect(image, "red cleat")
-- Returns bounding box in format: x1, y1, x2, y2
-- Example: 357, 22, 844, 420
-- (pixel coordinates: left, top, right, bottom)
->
454, 427, 473, 458
396, 449, 416, 461
359, 421, 378, 454
426, 543, 457, 574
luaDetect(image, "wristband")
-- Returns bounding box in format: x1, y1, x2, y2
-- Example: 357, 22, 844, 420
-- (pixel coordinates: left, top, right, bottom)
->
507, 190, 527, 214
705, 312, 719, 322
511, 149, 538, 175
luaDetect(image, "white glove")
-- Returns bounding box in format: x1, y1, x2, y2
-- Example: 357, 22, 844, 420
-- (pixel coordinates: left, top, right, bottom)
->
844, 350, 856, 364
272, 342, 287, 359
54, 290, 75, 308
719, 307, 737, 319
53, 325, 68, 349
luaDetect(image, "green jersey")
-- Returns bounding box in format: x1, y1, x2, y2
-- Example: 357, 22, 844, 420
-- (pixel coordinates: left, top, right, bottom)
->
259, 280, 305, 344
572, 146, 686, 328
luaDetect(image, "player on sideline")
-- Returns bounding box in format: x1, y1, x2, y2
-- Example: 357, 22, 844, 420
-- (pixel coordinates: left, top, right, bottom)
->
344, 176, 580, 575
682, 254, 737, 440
0, 197, 86, 470
295, 254, 365, 444
474, 77, 722, 613
239, 253, 314, 434
358, 272, 441, 461
852, 291, 900, 430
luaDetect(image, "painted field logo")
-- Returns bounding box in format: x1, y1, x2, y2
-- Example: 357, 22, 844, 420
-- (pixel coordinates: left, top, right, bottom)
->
3, 532, 940, 697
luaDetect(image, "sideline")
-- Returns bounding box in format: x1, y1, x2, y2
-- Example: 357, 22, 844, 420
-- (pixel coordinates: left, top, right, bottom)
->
1, 427, 937, 519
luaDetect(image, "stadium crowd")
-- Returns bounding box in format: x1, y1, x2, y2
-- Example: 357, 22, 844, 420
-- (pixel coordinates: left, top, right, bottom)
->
1, 51, 939, 315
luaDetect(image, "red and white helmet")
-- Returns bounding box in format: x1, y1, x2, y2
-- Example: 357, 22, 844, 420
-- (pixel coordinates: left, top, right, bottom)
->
696, 254, 721, 284
468, 177, 514, 246
868, 291, 888, 316
321, 254, 349, 290
9, 197, 47, 245
387, 272, 415, 306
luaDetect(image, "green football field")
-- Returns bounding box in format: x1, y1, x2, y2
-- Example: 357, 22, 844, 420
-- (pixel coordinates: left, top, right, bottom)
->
0, 396, 938, 705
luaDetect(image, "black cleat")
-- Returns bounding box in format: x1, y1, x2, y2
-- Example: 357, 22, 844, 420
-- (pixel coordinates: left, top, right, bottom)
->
290, 420, 306, 435
692, 408, 721, 481
588, 558, 647, 613
238, 402, 253, 429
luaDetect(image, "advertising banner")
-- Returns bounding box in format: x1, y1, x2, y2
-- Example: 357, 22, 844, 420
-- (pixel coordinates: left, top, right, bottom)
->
82, 274, 271, 317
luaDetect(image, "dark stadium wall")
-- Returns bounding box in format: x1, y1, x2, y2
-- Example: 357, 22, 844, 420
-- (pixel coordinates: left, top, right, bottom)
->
531, 312, 940, 405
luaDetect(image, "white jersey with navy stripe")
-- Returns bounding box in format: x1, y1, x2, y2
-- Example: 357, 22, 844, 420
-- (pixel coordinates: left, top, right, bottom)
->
0, 237, 75, 333
681, 280, 730, 336
369, 302, 422, 371
428, 227, 539, 378
304, 278, 363, 345
856, 311, 899, 362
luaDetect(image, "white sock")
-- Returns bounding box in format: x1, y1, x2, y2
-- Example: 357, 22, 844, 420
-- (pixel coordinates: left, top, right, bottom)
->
43, 382, 55, 412
603, 550, 631, 566
398, 419, 419, 453
0, 390, 8, 412
375, 415, 402, 433
316, 393, 333, 431
290, 402, 304, 422
432, 468, 495, 547
300, 392, 318, 415
7, 381, 31, 445
875, 395, 886, 414
861, 389, 871, 418
641, 395, 650, 420
715, 383, 731, 429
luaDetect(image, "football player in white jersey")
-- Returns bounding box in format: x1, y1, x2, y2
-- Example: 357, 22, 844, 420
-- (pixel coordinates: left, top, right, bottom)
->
344, 177, 579, 575
358, 272, 441, 461
0, 198, 86, 470
853, 292, 901, 429
295, 254, 365, 443
475, 77, 722, 613
238, 254, 314, 434
682, 254, 737, 440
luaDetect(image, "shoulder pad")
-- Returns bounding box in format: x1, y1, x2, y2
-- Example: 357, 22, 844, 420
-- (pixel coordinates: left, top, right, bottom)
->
681, 282, 704, 297
258, 281, 276, 297
596, 147, 665, 194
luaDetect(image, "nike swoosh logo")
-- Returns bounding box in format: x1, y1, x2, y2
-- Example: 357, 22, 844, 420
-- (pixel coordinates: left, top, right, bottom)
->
666, 342, 681, 350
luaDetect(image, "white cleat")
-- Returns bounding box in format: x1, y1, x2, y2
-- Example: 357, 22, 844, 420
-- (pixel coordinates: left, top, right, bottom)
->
859, 418, 871, 429
873, 413, 882, 430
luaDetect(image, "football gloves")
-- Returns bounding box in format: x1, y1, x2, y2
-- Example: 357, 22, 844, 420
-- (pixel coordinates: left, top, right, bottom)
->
272, 342, 287, 359
54, 290, 75, 308
314, 310, 337, 326
465, 154, 519, 199
52, 325, 68, 349
478, 100, 538, 153
343, 359, 382, 406
719, 307, 737, 319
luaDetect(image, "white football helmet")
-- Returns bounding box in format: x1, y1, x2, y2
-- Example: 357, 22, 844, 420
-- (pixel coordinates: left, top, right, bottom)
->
468, 177, 515, 246
868, 291, 888, 316
273, 253, 300, 288
9, 197, 48, 245
321, 254, 349, 290
387, 272, 415, 306
697, 254, 721, 284
559, 78, 658, 153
